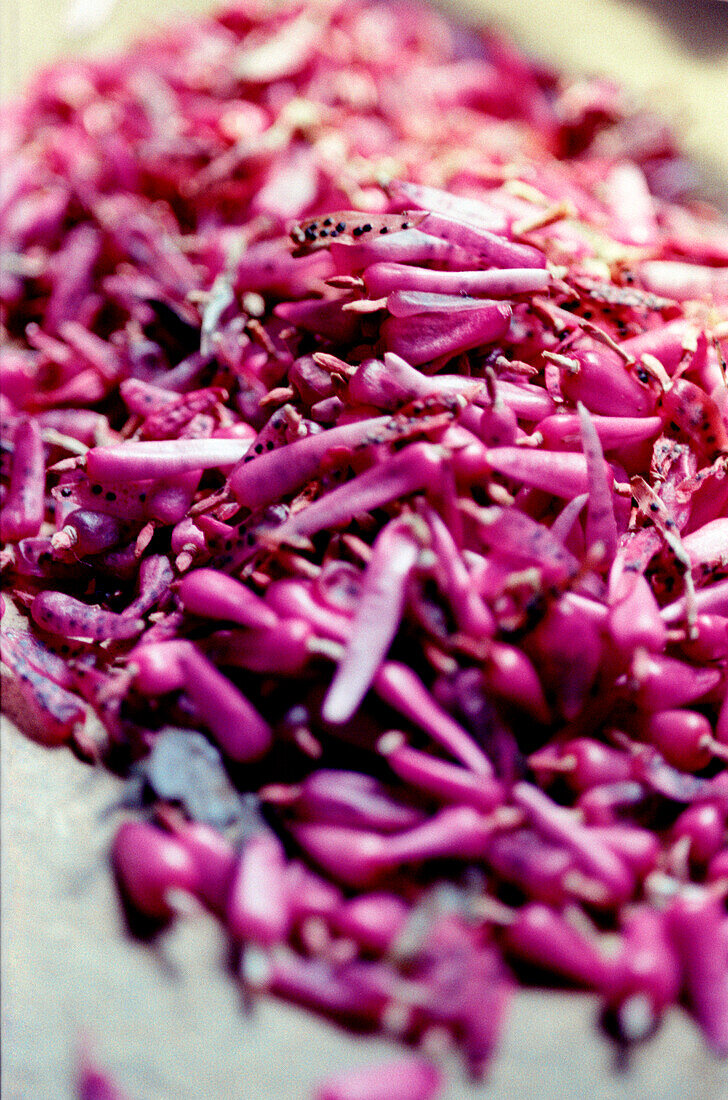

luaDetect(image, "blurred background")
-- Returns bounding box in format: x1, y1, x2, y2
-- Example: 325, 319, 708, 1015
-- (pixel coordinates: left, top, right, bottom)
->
2, 0, 728, 193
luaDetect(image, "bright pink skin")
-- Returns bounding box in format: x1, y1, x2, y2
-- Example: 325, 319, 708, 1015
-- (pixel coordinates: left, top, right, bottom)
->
608, 571, 668, 658
30, 591, 144, 641
227, 414, 392, 509
561, 344, 655, 419
314, 1057, 442, 1100
364, 262, 549, 299
590, 824, 660, 879
86, 437, 251, 481
513, 783, 634, 903
381, 301, 512, 366
77, 1058, 131, 1100
630, 654, 722, 713
373, 661, 494, 775
0, 417, 45, 542
603, 163, 657, 248
324, 518, 421, 724
538, 412, 662, 453
485, 445, 611, 499
502, 902, 614, 990
639, 260, 728, 302
578, 402, 618, 564
284, 862, 342, 924
417, 210, 546, 269
468, 506, 579, 584
177, 568, 278, 630
179, 647, 272, 762
328, 892, 410, 954
672, 802, 727, 866
51, 509, 126, 558
529, 739, 633, 793
174, 823, 237, 915
294, 770, 423, 833
707, 849, 728, 884
606, 907, 682, 1032
677, 615, 728, 664
111, 821, 199, 921
422, 505, 496, 636
128, 640, 192, 695
524, 603, 603, 720
483, 642, 550, 722
291, 806, 503, 887
667, 887, 728, 1056
640, 710, 715, 772
207, 619, 313, 676
379, 734, 504, 813
227, 833, 291, 947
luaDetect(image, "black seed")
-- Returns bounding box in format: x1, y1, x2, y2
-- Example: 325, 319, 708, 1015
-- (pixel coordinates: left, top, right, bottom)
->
266, 440, 275, 450
319, 229, 329, 238
323, 218, 333, 227
254, 443, 264, 453
362, 224, 372, 233
105, 491, 116, 502
336, 222, 346, 233
352, 226, 364, 237
380, 226, 389, 234
91, 484, 103, 495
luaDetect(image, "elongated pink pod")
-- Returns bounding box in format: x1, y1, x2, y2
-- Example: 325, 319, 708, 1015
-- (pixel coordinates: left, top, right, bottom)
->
640, 709, 715, 771
128, 640, 193, 695
374, 661, 493, 774
208, 619, 313, 676
503, 902, 613, 989
273, 442, 445, 545
561, 346, 655, 418
608, 572, 667, 657
667, 887, 728, 1055
111, 821, 199, 921
418, 210, 546, 269
363, 261, 549, 299
630, 654, 722, 712
513, 782, 634, 903
379, 733, 504, 812
329, 892, 411, 954
228, 415, 392, 509
86, 437, 251, 481
0, 417, 45, 541
538, 412, 662, 452
176, 822, 237, 915
381, 302, 511, 366
227, 833, 291, 947
296, 769, 422, 833
177, 569, 278, 630
324, 518, 421, 724
179, 648, 272, 762
605, 907, 681, 1034
485, 446, 610, 499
